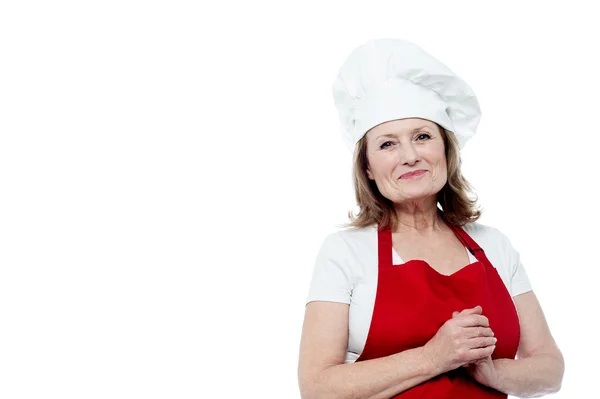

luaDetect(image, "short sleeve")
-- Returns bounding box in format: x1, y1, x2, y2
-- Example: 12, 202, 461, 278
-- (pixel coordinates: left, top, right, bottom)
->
503, 233, 533, 297
305, 233, 355, 305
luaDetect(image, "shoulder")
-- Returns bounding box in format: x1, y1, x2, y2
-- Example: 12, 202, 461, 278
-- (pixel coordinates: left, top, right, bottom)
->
306, 225, 378, 304
314, 225, 380, 281
460, 221, 514, 251
461, 220, 533, 296
460, 220, 523, 271
319, 225, 379, 254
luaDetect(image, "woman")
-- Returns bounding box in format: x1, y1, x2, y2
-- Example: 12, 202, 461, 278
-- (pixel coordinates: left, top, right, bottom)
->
297, 39, 564, 399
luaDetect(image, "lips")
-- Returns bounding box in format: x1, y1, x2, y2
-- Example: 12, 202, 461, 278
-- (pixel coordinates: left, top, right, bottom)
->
399, 170, 427, 179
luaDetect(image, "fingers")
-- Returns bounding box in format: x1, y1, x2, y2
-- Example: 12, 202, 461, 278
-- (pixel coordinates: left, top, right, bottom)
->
456, 314, 489, 328
445, 306, 497, 368
464, 306, 482, 316
464, 326, 494, 339
468, 336, 497, 349
459, 344, 496, 366
460, 305, 482, 315
452, 305, 482, 319
469, 344, 496, 360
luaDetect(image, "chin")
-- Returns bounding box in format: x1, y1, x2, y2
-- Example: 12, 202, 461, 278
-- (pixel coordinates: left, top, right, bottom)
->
398, 190, 438, 201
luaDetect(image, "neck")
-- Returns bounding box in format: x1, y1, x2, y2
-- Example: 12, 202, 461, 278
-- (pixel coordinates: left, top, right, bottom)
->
393, 198, 444, 235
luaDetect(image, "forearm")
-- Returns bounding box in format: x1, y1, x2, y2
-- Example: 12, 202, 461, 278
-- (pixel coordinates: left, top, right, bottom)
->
304, 346, 440, 399
492, 352, 564, 398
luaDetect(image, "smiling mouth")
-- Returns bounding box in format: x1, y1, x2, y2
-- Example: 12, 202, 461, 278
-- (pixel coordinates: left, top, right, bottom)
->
399, 170, 427, 179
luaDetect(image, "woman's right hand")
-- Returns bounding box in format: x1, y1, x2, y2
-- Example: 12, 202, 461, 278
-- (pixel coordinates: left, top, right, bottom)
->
422, 305, 496, 374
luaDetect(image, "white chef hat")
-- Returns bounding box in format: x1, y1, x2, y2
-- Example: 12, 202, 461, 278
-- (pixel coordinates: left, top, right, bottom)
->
332, 38, 482, 153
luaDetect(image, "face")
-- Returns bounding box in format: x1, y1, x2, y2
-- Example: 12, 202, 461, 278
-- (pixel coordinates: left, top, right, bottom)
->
365, 118, 447, 204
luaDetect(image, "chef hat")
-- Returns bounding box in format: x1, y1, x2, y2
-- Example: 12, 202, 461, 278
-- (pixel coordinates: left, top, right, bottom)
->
332, 38, 482, 152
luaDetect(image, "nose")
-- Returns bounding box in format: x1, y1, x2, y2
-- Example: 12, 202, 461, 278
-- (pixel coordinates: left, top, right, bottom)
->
398, 142, 421, 165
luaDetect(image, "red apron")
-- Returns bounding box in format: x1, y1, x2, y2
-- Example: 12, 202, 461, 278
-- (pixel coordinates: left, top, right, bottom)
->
355, 212, 520, 398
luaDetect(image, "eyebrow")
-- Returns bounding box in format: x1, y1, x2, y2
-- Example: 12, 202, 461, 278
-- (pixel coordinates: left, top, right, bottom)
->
376, 125, 434, 140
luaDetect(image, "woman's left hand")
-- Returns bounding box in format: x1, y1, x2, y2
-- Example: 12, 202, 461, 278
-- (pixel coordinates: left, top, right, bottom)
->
463, 355, 499, 389
452, 310, 499, 389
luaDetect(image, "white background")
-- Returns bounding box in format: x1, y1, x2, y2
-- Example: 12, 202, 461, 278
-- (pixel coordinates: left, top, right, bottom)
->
0, 1, 597, 398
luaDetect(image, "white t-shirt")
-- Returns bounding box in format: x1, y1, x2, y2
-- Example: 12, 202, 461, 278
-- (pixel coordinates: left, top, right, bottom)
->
305, 221, 533, 364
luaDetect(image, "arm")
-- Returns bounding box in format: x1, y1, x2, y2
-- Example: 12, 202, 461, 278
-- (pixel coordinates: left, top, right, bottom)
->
297, 301, 441, 399
491, 291, 564, 397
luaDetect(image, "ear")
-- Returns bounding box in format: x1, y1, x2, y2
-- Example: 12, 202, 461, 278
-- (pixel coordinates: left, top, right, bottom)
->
366, 167, 374, 180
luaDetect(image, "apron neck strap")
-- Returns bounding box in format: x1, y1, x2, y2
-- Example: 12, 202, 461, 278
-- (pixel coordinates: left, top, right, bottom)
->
377, 209, 487, 267
439, 210, 485, 259
377, 227, 393, 267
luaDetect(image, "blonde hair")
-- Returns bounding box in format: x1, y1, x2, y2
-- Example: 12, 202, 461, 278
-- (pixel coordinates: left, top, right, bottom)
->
343, 125, 481, 231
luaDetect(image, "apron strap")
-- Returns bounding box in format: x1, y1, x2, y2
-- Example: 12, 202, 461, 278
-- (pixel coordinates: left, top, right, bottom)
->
378, 210, 490, 267
377, 228, 393, 267
440, 210, 489, 264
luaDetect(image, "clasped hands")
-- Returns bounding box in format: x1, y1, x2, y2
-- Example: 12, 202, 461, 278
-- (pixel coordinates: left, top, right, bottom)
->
423, 305, 500, 389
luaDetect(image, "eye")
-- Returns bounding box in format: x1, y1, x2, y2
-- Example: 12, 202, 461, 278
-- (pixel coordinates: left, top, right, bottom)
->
379, 141, 394, 150
417, 133, 432, 140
